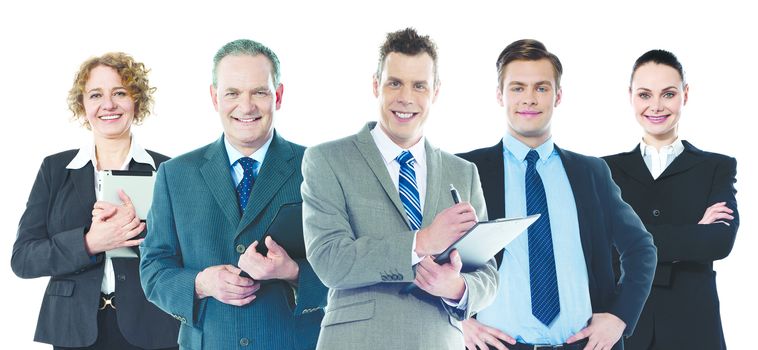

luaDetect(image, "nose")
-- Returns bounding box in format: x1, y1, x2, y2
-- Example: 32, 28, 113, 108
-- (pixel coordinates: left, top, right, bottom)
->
521, 89, 537, 106
102, 94, 116, 110
238, 94, 258, 115
649, 96, 663, 113
397, 85, 414, 106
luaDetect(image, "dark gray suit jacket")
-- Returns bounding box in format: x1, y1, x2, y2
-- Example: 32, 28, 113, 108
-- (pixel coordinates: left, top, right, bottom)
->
12, 149, 179, 348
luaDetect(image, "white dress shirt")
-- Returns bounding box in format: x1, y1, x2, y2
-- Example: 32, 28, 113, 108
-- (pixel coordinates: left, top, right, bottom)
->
640, 138, 684, 179
66, 135, 155, 294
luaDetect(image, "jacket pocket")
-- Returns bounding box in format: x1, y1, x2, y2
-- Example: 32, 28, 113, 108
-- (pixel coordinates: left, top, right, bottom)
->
45, 279, 75, 296
322, 299, 375, 327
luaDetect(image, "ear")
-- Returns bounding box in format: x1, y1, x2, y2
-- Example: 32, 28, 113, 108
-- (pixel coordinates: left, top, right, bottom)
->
372, 74, 380, 98
683, 83, 689, 106
554, 87, 562, 107
496, 86, 505, 107
210, 84, 219, 112
431, 80, 441, 103
275, 83, 284, 110
628, 86, 633, 105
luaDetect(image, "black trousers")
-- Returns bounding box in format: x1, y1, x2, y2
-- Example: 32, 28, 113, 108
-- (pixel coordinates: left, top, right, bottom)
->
53, 306, 177, 350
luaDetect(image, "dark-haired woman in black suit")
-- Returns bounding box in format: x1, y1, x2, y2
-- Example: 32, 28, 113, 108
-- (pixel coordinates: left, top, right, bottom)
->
603, 49, 738, 350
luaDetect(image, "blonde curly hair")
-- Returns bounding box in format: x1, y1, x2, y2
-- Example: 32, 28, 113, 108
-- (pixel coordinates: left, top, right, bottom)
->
67, 52, 156, 129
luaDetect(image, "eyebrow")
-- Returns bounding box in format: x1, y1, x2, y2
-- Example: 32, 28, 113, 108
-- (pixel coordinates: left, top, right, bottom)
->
86, 86, 126, 94
508, 80, 553, 86
635, 86, 679, 92
385, 76, 430, 84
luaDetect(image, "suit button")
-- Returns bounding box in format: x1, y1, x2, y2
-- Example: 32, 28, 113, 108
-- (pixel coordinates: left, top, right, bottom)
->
652, 209, 661, 217
236, 244, 246, 254
117, 274, 126, 281
240, 337, 250, 346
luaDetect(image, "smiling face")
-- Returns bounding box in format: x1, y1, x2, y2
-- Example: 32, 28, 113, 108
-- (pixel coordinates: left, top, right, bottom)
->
211, 54, 283, 156
498, 59, 561, 148
630, 62, 688, 147
373, 52, 439, 149
83, 65, 135, 141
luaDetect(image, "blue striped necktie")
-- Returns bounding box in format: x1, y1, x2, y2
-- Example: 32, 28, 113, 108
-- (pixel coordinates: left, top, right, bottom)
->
396, 151, 422, 230
236, 157, 258, 213
525, 149, 560, 326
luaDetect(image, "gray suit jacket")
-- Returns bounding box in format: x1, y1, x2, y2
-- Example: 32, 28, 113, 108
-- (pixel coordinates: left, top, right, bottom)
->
302, 122, 498, 350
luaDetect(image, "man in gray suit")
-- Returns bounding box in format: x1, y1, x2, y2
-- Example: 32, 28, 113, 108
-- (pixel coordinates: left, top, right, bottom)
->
140, 39, 327, 349
301, 28, 498, 350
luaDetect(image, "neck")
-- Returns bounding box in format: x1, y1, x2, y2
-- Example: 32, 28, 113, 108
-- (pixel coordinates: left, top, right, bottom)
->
509, 130, 550, 149
642, 132, 678, 151
94, 134, 131, 170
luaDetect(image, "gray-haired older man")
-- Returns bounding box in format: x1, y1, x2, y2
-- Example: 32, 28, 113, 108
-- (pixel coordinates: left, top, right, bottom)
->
140, 39, 327, 350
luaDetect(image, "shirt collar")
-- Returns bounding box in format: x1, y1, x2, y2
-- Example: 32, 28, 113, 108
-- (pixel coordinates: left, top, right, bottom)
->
224, 133, 273, 167
639, 137, 684, 157
66, 134, 155, 170
502, 132, 555, 163
370, 123, 426, 167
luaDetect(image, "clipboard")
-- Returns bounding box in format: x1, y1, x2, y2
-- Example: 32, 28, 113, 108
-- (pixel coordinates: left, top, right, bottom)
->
255, 202, 305, 259
400, 214, 539, 294
96, 170, 156, 220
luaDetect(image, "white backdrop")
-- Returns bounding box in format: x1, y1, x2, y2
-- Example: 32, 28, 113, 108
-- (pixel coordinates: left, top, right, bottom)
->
1, 0, 754, 347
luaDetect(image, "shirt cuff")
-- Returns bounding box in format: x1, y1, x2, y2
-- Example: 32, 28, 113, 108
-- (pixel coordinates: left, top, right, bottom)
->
442, 278, 469, 309
411, 230, 424, 265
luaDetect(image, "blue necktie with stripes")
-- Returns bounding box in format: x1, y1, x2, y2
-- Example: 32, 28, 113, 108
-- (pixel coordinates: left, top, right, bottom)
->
525, 149, 560, 326
396, 151, 422, 230
236, 157, 258, 213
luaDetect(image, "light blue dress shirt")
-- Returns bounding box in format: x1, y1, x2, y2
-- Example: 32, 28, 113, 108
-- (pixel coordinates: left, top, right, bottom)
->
224, 135, 272, 186
477, 134, 592, 345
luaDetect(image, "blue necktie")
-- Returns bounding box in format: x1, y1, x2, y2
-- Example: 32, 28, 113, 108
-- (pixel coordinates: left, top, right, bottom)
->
525, 149, 560, 326
236, 157, 258, 213
396, 151, 422, 230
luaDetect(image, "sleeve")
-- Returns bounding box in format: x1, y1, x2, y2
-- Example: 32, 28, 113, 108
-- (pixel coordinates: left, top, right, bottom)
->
602, 161, 657, 336
301, 146, 416, 290
648, 156, 739, 263
11, 158, 99, 279
291, 257, 329, 316
139, 164, 204, 327
445, 162, 498, 320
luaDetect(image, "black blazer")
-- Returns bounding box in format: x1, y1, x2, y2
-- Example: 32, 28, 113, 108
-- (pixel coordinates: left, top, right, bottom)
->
459, 141, 657, 350
12, 149, 179, 349
603, 141, 738, 350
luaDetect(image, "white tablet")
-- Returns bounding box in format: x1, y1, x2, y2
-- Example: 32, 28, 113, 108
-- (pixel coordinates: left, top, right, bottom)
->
97, 170, 156, 220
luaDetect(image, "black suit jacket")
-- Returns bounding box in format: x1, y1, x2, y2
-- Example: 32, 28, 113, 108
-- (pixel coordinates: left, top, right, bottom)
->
12, 149, 179, 348
603, 141, 738, 350
459, 141, 656, 350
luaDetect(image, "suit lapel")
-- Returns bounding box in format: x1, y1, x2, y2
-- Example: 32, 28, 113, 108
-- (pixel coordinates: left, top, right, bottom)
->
200, 137, 241, 228
237, 132, 295, 237
613, 145, 654, 186
656, 140, 705, 180
421, 141, 440, 228
70, 164, 97, 215
556, 146, 593, 272
354, 123, 406, 221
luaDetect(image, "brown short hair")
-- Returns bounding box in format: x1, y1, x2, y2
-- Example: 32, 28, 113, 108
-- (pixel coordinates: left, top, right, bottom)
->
496, 39, 562, 90
67, 52, 155, 129
376, 28, 439, 85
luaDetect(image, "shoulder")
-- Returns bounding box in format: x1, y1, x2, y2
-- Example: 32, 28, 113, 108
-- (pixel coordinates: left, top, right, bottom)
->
557, 146, 611, 175
457, 143, 500, 164
685, 142, 736, 167
145, 149, 171, 166
305, 134, 357, 158
41, 149, 79, 167
159, 142, 214, 171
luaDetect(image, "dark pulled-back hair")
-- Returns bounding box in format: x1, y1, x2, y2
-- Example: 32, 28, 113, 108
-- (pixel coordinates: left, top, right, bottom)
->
631, 49, 685, 85
376, 28, 439, 85
496, 39, 563, 90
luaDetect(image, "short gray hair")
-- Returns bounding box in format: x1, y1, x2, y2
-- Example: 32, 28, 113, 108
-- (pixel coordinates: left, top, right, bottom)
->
212, 39, 281, 87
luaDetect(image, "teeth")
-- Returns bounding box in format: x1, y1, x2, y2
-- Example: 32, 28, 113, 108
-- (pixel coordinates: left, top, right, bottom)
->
99, 115, 120, 120
395, 112, 414, 119
237, 117, 259, 122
